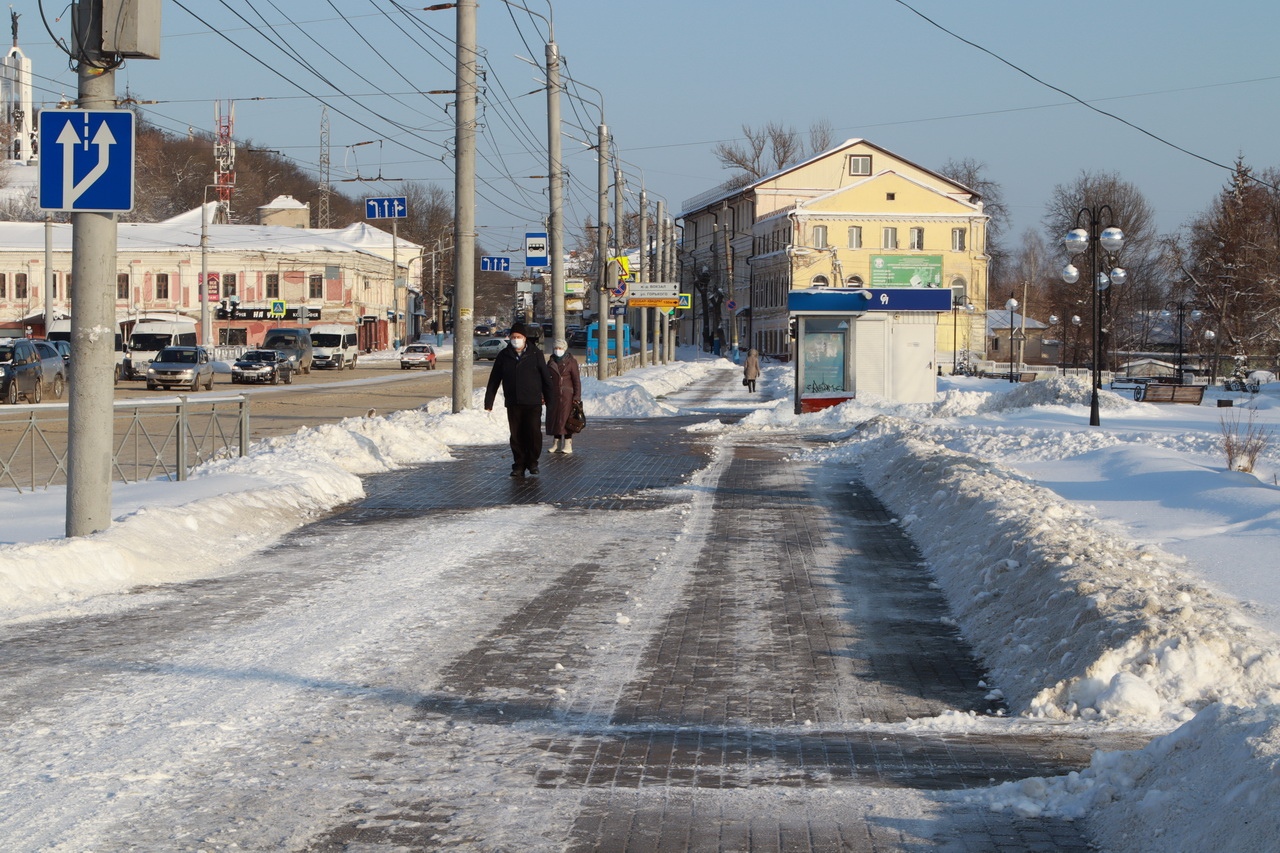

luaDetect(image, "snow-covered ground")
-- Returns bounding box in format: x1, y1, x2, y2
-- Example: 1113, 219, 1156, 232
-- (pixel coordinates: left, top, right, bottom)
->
3, 350, 1280, 851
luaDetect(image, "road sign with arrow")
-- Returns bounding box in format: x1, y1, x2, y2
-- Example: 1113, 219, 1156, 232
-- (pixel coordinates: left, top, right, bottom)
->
38, 110, 136, 212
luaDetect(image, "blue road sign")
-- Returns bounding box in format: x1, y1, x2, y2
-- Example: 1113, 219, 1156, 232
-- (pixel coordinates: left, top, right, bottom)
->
38, 110, 136, 212
525, 232, 548, 267
481, 256, 511, 272
365, 196, 408, 219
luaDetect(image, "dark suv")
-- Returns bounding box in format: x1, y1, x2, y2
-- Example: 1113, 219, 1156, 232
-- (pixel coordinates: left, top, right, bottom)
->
1, 339, 45, 404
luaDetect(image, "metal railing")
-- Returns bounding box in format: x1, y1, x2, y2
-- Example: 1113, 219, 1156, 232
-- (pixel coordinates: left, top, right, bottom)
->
0, 395, 250, 494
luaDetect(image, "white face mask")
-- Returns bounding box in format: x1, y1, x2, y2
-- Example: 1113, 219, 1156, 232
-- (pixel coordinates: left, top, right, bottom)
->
511, 337, 526, 350
553, 348, 566, 357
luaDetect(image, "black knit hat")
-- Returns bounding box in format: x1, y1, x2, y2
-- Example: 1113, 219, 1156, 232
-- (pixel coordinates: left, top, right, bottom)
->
509, 322, 528, 337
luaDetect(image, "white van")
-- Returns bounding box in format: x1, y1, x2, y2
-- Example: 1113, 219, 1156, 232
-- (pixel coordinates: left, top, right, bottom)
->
309, 323, 359, 370
47, 318, 128, 384
126, 318, 198, 379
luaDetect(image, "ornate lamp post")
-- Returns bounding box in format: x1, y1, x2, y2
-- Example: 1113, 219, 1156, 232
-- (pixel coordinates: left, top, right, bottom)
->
1062, 208, 1126, 426
1159, 301, 1203, 382
1005, 294, 1018, 382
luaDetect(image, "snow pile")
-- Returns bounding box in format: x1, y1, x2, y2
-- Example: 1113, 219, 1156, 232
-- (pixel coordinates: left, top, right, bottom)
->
0, 358, 721, 620
822, 424, 1280, 724
975, 374, 1137, 414
961, 702, 1280, 853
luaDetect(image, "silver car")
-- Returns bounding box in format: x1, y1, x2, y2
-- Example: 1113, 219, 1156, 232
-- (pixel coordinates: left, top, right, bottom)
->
473, 338, 507, 361
146, 345, 214, 391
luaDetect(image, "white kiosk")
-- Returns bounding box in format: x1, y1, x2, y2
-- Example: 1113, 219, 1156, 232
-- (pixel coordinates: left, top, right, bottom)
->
788, 287, 953, 413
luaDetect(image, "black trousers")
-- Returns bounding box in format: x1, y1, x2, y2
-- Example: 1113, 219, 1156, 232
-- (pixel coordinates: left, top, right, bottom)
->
506, 404, 544, 471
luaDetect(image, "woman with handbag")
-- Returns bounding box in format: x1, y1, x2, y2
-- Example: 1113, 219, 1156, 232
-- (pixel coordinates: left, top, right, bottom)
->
545, 338, 583, 454
743, 348, 761, 393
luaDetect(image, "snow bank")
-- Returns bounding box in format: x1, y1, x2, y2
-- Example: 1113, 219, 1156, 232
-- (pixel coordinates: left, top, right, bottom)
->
0, 359, 720, 620
960, 702, 1280, 853
827, 423, 1280, 724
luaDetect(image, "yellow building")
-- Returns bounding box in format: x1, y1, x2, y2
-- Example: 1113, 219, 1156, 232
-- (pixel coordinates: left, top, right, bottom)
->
679, 139, 989, 360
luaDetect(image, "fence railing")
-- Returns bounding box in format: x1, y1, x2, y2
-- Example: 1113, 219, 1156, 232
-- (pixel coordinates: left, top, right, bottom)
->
0, 395, 250, 494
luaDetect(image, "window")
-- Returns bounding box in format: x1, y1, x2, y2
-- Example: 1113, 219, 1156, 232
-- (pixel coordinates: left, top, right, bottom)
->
309, 274, 323, 299
117, 273, 129, 300
811, 275, 830, 287
952, 228, 967, 252
847, 226, 862, 249
812, 225, 828, 248
882, 227, 898, 249
910, 227, 925, 250
0, 273, 5, 298
155, 273, 169, 300
266, 273, 280, 298
15, 272, 27, 299
59, 274, 69, 299
886, 193, 896, 201
849, 155, 872, 176
223, 273, 237, 298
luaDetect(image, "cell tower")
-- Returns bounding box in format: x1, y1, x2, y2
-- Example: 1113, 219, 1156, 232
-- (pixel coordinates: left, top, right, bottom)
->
1, 10, 35, 163
318, 107, 331, 228
213, 100, 236, 223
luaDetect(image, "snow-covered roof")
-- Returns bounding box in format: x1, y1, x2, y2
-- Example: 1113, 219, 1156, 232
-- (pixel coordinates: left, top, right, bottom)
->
0, 206, 419, 258
985, 309, 1048, 332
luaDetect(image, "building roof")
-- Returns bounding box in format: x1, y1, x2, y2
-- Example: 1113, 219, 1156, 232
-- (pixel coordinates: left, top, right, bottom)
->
985, 310, 1048, 333
679, 138, 980, 218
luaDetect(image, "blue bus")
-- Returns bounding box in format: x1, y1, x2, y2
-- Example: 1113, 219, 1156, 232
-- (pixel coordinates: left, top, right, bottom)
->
583, 322, 631, 363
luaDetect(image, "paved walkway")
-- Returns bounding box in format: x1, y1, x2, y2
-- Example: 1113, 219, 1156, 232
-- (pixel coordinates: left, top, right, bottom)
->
303, 373, 1143, 852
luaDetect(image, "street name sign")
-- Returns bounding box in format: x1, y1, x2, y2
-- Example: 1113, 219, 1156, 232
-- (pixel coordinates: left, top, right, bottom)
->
38, 110, 136, 212
365, 196, 408, 219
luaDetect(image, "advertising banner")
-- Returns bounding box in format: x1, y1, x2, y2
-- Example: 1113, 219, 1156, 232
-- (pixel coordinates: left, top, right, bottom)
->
870, 255, 943, 288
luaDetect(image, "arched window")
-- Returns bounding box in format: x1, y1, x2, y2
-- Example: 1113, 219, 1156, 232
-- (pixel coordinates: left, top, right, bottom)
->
811, 275, 830, 287
846, 275, 864, 287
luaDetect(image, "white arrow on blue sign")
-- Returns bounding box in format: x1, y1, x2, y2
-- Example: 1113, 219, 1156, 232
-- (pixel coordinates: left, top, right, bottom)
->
38, 110, 136, 212
365, 196, 408, 219
480, 256, 511, 272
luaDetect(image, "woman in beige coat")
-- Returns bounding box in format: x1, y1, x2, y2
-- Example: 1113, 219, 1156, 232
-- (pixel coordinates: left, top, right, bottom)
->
743, 349, 761, 393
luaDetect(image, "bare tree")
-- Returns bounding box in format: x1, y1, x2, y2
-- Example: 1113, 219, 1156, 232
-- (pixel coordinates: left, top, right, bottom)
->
938, 157, 1009, 291
712, 120, 838, 187
1042, 172, 1159, 371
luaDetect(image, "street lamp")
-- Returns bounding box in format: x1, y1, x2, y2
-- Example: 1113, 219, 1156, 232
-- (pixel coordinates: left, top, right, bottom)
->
1159, 301, 1204, 383
1005, 294, 1018, 382
952, 297, 974, 374
1062, 207, 1126, 426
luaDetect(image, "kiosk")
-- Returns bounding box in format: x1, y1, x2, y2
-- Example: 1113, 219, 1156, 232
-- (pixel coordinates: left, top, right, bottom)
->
788, 287, 953, 413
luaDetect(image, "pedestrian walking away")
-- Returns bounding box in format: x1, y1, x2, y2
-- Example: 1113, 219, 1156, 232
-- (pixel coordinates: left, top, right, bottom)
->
743, 347, 761, 393
484, 323, 554, 477
545, 338, 582, 454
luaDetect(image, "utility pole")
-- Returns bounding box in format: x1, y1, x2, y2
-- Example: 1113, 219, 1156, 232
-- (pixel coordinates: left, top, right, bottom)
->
65, 0, 117, 536
452, 0, 477, 411
613, 162, 625, 373
655, 199, 666, 365
595, 123, 609, 378
545, 35, 565, 349
638, 187, 648, 367
722, 202, 736, 361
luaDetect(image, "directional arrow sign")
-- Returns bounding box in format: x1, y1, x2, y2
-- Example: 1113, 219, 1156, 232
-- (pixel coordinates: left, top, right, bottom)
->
365, 196, 408, 219
39, 110, 136, 212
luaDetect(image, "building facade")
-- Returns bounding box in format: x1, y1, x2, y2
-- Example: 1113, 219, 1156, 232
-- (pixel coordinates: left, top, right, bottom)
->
679, 139, 989, 360
0, 203, 417, 349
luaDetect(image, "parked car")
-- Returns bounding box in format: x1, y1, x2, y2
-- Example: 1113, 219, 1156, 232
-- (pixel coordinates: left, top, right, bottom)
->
399, 343, 437, 370
0, 339, 43, 404
146, 345, 214, 391
567, 329, 588, 348
31, 341, 67, 400
47, 339, 72, 364
231, 349, 295, 385
473, 338, 507, 361
260, 327, 314, 374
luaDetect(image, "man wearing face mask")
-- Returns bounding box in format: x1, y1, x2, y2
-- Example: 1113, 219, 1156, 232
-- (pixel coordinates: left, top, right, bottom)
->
484, 323, 555, 477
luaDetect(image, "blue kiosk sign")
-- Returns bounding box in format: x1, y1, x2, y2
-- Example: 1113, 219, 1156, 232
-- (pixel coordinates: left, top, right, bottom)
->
786, 287, 953, 413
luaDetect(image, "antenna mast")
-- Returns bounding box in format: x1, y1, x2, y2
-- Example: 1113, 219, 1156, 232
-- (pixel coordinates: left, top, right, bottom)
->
213, 100, 236, 222
318, 107, 331, 228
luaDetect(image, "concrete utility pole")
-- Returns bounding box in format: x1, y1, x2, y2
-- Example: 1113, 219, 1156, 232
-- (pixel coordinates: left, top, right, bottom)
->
451, 0, 477, 411
66, 30, 117, 536
638, 187, 648, 367
613, 162, 625, 373
655, 199, 666, 365
545, 33, 565, 349
595, 122, 609, 378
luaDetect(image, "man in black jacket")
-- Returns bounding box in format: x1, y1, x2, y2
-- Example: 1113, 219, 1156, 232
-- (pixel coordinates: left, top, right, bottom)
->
484, 323, 555, 477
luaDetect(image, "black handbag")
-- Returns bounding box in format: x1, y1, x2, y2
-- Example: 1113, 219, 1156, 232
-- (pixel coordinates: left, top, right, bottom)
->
743, 377, 749, 386
564, 399, 586, 435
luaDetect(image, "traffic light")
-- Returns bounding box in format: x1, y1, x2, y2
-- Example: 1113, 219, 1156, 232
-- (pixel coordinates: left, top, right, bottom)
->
788, 316, 798, 339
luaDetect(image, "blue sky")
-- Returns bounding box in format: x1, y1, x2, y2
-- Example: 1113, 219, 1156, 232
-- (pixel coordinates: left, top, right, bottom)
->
14, 0, 1280, 255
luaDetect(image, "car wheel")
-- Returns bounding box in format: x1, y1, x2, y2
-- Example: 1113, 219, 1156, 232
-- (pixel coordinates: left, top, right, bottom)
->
271, 371, 279, 385
31, 381, 42, 404
52, 375, 65, 399
285, 370, 293, 385
191, 377, 201, 392
5, 382, 16, 404
146, 381, 157, 390
113, 365, 121, 386
349, 355, 357, 370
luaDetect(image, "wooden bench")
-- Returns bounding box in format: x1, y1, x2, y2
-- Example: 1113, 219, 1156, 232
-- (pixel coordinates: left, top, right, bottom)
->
982, 371, 1038, 382
1138, 383, 1205, 405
